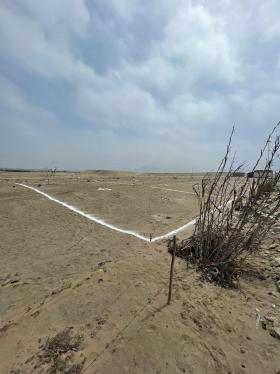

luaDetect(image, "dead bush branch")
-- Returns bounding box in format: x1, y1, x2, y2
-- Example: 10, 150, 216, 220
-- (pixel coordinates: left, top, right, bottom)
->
171, 122, 280, 287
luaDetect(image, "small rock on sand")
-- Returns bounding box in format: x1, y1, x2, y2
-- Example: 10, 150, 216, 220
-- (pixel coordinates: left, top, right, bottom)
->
270, 327, 280, 340
2, 275, 20, 286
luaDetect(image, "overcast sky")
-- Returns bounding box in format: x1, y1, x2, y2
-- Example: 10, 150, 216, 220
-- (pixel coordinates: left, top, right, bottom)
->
0, 0, 279, 171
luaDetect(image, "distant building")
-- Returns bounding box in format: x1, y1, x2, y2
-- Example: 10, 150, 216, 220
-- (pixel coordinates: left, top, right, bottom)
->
232, 172, 246, 177
247, 170, 273, 178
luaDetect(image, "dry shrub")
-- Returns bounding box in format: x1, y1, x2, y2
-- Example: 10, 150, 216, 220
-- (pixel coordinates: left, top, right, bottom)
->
37, 329, 84, 373
44, 167, 57, 185
171, 123, 280, 287
255, 178, 274, 197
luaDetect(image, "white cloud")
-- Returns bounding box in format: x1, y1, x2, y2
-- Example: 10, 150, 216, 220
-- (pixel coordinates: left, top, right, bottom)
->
77, 82, 171, 135
162, 3, 241, 83
169, 94, 226, 129
74, 1, 242, 138
22, 0, 90, 37
259, 1, 280, 41
0, 2, 95, 84
0, 75, 60, 138
96, 0, 141, 21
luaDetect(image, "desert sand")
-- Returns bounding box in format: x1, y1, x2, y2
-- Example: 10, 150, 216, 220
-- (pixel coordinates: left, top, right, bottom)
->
0, 171, 279, 373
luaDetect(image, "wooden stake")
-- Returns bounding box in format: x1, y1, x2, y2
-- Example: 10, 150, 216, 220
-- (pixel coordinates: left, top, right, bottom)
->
167, 235, 176, 305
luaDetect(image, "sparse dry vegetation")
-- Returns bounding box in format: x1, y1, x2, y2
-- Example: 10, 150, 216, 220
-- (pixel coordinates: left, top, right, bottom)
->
171, 123, 280, 287
37, 329, 84, 374
45, 168, 57, 185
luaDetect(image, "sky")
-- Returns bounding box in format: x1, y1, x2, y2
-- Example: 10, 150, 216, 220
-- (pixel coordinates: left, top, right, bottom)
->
0, 0, 279, 172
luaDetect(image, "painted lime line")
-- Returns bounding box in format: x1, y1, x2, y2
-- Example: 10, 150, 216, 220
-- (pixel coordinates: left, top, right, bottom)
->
16, 183, 198, 242
149, 186, 195, 195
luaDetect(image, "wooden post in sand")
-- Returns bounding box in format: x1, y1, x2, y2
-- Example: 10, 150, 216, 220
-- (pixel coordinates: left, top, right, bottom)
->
167, 235, 176, 305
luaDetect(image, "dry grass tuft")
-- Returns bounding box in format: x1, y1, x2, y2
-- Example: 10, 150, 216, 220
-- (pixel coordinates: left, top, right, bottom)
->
37, 329, 84, 373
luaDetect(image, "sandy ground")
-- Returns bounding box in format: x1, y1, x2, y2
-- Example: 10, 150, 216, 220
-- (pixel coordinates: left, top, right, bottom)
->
3, 171, 199, 237
0, 171, 279, 373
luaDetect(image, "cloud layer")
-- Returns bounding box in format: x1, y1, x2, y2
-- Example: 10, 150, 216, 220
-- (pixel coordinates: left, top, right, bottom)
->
1, 0, 279, 171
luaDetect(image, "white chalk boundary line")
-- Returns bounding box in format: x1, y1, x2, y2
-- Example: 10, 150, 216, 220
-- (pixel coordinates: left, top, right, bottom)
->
16, 183, 197, 242
149, 186, 195, 195
92, 180, 195, 195
95, 182, 196, 195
